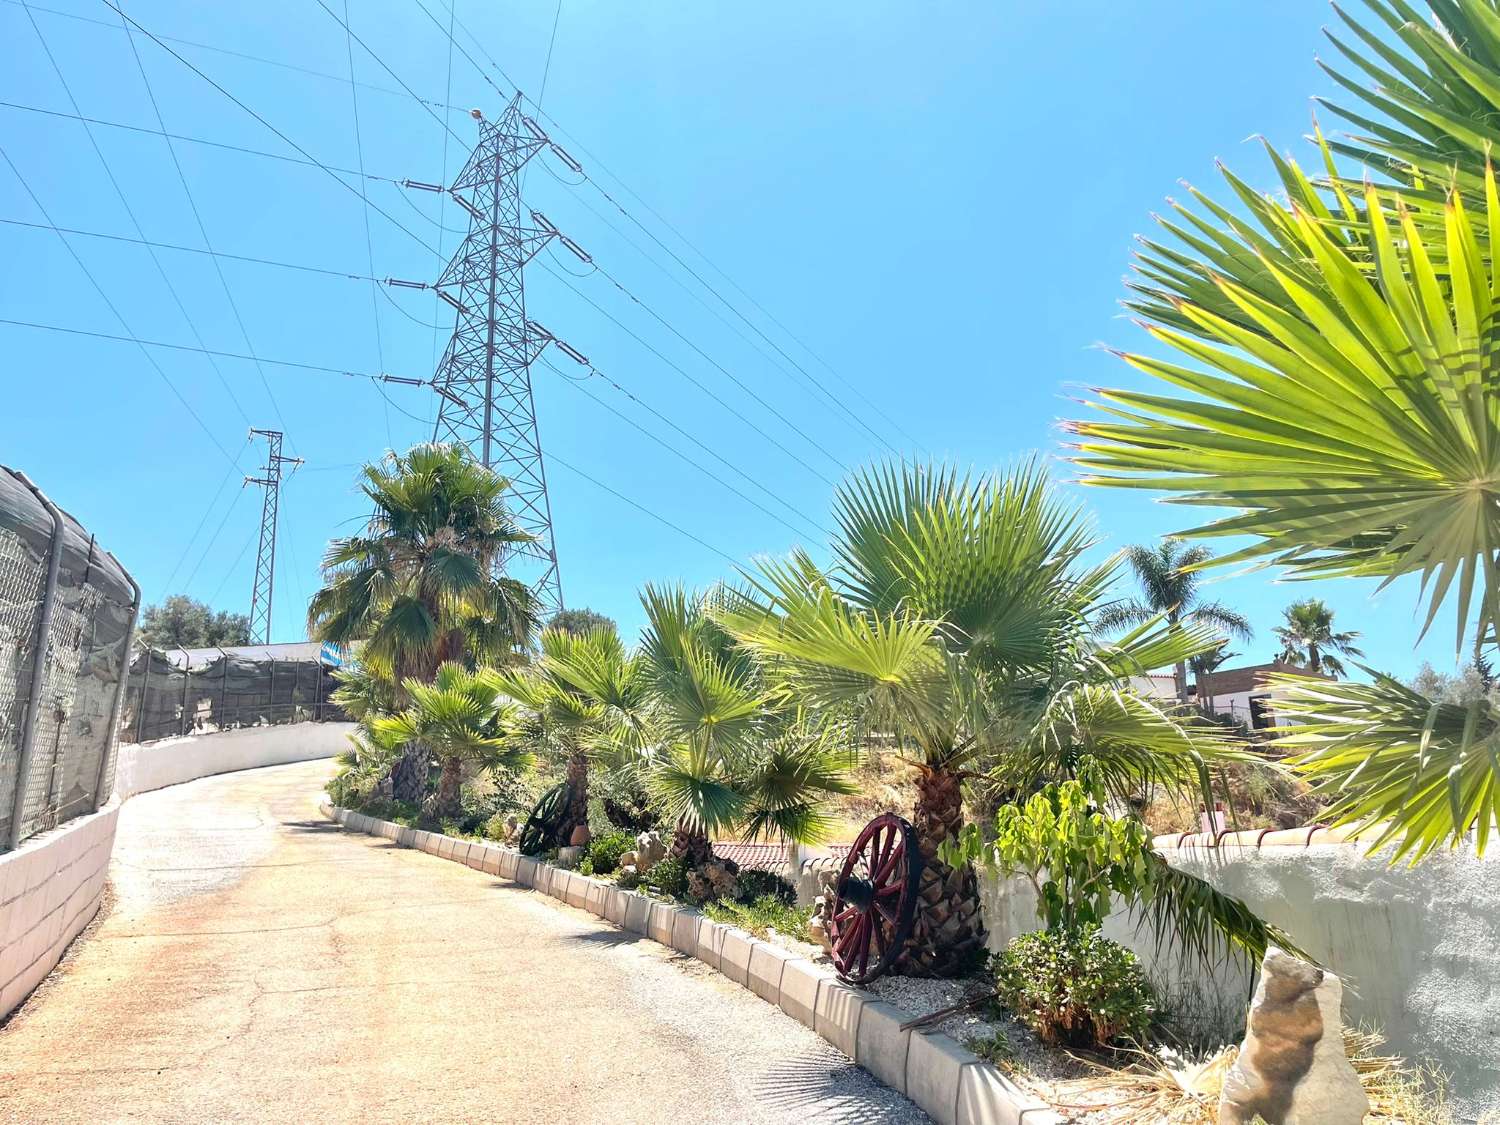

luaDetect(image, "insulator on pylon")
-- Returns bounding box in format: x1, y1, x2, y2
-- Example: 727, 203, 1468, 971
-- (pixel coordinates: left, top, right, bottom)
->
530, 210, 558, 235
549, 143, 583, 176
555, 341, 589, 366
402, 179, 445, 193
451, 192, 485, 221
521, 115, 548, 142
382, 375, 425, 386
526, 319, 555, 342
436, 289, 467, 313
558, 234, 591, 264
385, 277, 429, 290
434, 385, 466, 405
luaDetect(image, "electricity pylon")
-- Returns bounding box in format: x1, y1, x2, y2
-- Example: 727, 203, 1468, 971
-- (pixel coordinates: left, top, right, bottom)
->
417, 94, 590, 615
245, 428, 302, 644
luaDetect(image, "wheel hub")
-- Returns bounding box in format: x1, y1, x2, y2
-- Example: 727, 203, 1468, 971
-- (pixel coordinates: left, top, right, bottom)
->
838, 874, 876, 911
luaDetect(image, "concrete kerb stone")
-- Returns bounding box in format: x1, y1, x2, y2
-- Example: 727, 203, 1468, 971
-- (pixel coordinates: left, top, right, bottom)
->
670, 907, 701, 955
906, 1031, 978, 1125
719, 926, 758, 986
565, 872, 591, 908
604, 886, 630, 927
465, 843, 487, 871
694, 916, 726, 970
622, 892, 652, 936
747, 941, 796, 1005
856, 999, 914, 1096
957, 1061, 1062, 1125
480, 846, 503, 877
647, 900, 677, 945
777, 957, 827, 1028
815, 977, 867, 1058
583, 877, 609, 917
515, 856, 538, 886
497, 848, 519, 880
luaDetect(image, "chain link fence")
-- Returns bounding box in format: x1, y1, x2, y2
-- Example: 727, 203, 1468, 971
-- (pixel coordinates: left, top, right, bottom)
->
1, 468, 139, 852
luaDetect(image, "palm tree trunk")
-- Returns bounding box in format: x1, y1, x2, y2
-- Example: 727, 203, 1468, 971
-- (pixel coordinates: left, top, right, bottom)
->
1174, 660, 1189, 705
668, 820, 713, 867
433, 754, 463, 819
390, 744, 428, 805
903, 767, 986, 977
562, 748, 590, 847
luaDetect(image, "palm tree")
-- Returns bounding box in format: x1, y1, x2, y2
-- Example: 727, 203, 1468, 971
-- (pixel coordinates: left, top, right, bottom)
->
1273, 599, 1362, 679
630, 584, 855, 867
1189, 646, 1236, 717
1098, 541, 1251, 703
308, 444, 539, 802
1067, 19, 1500, 858
496, 624, 646, 848
374, 663, 533, 820
718, 461, 1255, 975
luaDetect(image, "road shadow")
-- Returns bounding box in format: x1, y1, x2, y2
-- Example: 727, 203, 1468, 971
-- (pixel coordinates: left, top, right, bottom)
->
747, 1052, 925, 1123
566, 928, 647, 948
281, 820, 344, 833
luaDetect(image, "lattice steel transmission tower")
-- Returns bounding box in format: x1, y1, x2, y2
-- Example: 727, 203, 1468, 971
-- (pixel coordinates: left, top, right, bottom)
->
417, 94, 590, 614
245, 428, 302, 644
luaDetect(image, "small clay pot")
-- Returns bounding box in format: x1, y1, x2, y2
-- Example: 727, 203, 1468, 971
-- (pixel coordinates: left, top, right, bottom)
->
569, 824, 591, 847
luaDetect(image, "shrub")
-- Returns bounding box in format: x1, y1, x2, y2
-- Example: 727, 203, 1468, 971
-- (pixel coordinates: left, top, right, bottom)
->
703, 895, 812, 942
586, 830, 635, 876
645, 857, 688, 898
993, 925, 1157, 1049
734, 868, 796, 906
482, 812, 514, 842
615, 867, 642, 890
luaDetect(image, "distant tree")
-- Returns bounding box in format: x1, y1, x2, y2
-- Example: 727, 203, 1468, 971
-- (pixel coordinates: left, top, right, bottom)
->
138, 595, 251, 649
1409, 661, 1500, 708
547, 607, 616, 636
1274, 598, 1363, 679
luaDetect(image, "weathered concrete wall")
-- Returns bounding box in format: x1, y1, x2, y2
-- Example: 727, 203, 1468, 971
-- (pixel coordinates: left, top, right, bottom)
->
980, 845, 1500, 1119
114, 722, 353, 799
0, 800, 118, 1019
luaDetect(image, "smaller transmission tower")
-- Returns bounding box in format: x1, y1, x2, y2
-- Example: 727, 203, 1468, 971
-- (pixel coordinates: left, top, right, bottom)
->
245, 429, 302, 644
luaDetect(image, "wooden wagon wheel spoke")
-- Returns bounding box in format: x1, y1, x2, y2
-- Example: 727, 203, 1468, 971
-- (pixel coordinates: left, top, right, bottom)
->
827, 813, 923, 985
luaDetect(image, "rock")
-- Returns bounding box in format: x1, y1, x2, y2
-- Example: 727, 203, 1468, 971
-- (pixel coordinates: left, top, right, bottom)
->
618, 850, 638, 869
557, 846, 583, 869
1219, 947, 1369, 1125
569, 824, 591, 847
634, 830, 666, 872
503, 815, 519, 844
807, 914, 832, 953
617, 864, 638, 881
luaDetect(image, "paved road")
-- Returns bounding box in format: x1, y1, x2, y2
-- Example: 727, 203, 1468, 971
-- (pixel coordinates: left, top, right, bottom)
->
0, 759, 925, 1124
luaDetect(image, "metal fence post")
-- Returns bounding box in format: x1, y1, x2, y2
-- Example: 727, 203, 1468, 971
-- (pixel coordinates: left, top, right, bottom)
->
8, 470, 65, 850
268, 658, 275, 727
95, 555, 140, 811
181, 651, 192, 736
135, 650, 150, 743
219, 647, 229, 731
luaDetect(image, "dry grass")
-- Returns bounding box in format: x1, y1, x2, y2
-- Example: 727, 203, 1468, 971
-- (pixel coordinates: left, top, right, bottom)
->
1046, 1027, 1452, 1125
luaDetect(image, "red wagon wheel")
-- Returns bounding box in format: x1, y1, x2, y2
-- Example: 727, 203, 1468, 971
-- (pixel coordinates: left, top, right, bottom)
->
828, 813, 922, 984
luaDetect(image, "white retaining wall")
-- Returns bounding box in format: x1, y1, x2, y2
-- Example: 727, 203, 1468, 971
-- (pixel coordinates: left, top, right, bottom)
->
113, 721, 353, 800
980, 845, 1500, 1119
0, 721, 350, 1022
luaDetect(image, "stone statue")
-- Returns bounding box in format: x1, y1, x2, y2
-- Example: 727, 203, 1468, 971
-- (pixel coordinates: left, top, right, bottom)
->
1219, 947, 1369, 1125
634, 830, 666, 872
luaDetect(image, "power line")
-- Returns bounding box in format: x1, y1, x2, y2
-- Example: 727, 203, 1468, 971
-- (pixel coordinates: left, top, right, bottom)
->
338, 0, 391, 448
0, 146, 239, 466
545, 450, 740, 567
4, 0, 464, 111
181, 478, 251, 594
522, 0, 563, 195
101, 2, 441, 259
20, 0, 252, 428
535, 259, 838, 488
0, 316, 425, 384
0, 100, 404, 184
0, 216, 384, 280
540, 355, 823, 542
116, 3, 290, 442
159, 440, 251, 595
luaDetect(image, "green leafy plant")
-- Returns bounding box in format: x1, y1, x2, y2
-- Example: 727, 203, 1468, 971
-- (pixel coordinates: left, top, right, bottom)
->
947, 778, 1153, 932
703, 895, 813, 943
733, 868, 797, 906
586, 830, 635, 876
645, 856, 688, 898
994, 925, 1157, 1049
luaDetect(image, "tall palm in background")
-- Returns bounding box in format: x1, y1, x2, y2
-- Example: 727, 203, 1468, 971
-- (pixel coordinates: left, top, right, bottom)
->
308, 444, 539, 802
1068, 0, 1500, 859
1273, 599, 1362, 678
719, 462, 1258, 974
1098, 541, 1252, 703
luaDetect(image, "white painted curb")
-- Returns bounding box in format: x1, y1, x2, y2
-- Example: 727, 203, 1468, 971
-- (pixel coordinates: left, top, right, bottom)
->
320, 796, 1060, 1125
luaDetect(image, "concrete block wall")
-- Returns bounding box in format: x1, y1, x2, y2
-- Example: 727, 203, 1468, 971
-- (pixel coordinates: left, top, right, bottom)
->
0, 800, 119, 1019
323, 798, 1060, 1125
114, 721, 354, 800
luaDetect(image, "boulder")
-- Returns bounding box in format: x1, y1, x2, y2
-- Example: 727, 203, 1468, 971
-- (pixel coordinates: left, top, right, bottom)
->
618, 850, 638, 869
634, 830, 666, 872
1219, 947, 1369, 1125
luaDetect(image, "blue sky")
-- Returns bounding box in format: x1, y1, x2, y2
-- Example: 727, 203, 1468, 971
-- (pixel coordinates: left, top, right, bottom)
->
0, 0, 1461, 676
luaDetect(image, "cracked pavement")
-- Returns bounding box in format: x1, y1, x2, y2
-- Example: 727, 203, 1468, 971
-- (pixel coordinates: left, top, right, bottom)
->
0, 759, 927, 1124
